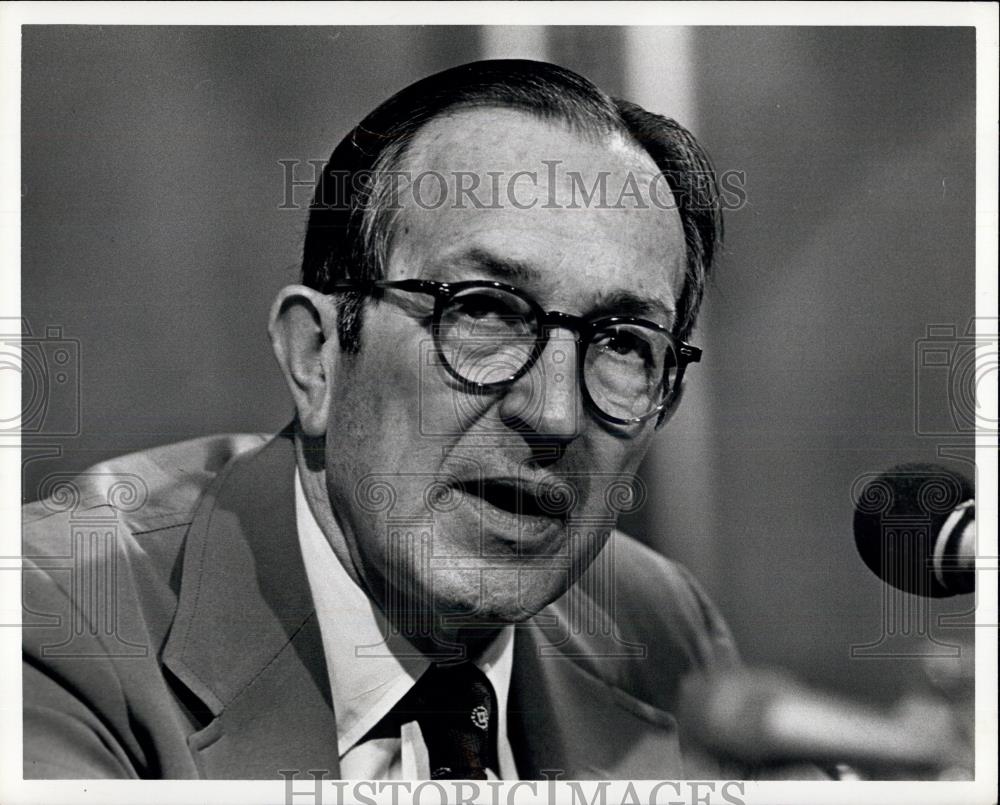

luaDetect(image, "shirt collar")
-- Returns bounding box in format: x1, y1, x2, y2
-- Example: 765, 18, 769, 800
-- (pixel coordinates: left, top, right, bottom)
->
294, 468, 515, 759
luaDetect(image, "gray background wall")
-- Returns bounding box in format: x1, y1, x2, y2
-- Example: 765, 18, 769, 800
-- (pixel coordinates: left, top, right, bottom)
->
20, 26, 977, 705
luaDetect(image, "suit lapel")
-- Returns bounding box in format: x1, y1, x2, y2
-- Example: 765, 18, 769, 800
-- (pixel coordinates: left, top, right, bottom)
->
162, 432, 340, 779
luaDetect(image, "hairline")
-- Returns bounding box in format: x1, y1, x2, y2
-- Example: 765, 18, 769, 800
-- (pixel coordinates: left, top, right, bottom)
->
362, 104, 660, 284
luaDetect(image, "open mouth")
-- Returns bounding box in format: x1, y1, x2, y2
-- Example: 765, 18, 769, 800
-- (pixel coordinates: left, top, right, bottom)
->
454, 478, 569, 520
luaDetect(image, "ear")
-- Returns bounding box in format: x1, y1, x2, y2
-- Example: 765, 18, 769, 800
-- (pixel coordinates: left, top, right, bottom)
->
269, 285, 339, 437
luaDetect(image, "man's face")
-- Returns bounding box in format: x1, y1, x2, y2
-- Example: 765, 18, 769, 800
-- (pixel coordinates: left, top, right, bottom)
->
323, 108, 687, 631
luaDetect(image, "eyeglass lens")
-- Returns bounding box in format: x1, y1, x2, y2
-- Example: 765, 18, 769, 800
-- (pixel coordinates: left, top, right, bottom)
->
435, 285, 676, 421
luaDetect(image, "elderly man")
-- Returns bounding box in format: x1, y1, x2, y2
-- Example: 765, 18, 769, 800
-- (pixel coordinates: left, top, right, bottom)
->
23, 60, 737, 780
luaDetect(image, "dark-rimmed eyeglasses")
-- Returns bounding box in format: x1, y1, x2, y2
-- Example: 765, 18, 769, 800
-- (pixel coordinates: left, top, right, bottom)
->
327, 279, 701, 425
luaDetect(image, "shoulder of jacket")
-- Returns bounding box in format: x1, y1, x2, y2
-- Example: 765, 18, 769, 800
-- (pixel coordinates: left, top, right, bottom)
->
602, 530, 710, 610
538, 530, 740, 699
22, 433, 270, 538
612, 530, 736, 648
21, 433, 274, 668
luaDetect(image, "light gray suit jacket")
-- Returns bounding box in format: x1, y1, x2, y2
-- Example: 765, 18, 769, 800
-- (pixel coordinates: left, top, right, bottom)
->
22, 431, 740, 779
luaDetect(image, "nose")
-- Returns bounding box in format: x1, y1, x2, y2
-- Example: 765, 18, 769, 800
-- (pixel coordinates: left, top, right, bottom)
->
498, 328, 583, 458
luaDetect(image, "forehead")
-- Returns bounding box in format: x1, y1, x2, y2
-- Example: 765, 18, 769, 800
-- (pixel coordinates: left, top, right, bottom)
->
388, 107, 687, 322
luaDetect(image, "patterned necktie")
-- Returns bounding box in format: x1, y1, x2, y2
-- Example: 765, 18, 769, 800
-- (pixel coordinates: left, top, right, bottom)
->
392, 661, 497, 780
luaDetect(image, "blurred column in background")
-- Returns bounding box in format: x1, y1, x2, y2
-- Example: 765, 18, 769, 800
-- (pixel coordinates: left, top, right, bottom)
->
619, 26, 722, 597
480, 26, 548, 62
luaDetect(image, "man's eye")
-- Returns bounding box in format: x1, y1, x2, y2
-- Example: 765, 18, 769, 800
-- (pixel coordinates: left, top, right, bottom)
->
606, 335, 634, 355
597, 332, 649, 361
453, 293, 513, 319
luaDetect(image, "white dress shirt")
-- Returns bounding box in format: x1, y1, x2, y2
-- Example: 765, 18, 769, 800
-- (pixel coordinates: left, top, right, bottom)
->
295, 470, 519, 780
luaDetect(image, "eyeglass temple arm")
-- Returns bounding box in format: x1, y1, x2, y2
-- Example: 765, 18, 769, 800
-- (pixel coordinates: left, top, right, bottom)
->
326, 279, 439, 296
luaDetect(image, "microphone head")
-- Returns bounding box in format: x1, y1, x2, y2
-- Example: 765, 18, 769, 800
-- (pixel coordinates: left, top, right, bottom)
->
853, 463, 974, 597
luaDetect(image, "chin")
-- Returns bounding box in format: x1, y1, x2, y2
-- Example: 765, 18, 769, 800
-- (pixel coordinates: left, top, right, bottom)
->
428, 567, 574, 625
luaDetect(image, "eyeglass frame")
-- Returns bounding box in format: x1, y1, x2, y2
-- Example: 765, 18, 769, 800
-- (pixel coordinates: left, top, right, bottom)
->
326, 278, 702, 426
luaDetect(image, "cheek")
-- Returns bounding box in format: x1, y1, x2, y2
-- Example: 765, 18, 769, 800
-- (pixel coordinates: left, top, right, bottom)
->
372, 322, 425, 398
620, 431, 656, 474
584, 425, 655, 473
571, 429, 655, 516
372, 323, 490, 437
342, 323, 426, 433
331, 318, 474, 472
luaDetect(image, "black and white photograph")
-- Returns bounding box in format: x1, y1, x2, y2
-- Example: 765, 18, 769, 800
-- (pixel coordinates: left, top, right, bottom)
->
1, 3, 997, 805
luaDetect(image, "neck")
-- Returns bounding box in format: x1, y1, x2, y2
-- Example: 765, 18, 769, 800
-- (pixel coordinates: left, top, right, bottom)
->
395, 619, 506, 664
295, 431, 369, 592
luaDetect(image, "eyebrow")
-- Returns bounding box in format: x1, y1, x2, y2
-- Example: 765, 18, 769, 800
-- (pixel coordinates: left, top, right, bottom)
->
428, 247, 675, 324
589, 290, 674, 325
437, 247, 540, 284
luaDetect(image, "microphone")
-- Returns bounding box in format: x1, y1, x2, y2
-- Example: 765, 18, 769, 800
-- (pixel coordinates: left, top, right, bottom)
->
852, 463, 975, 597
677, 668, 970, 775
